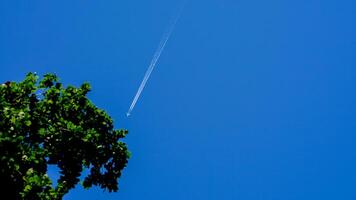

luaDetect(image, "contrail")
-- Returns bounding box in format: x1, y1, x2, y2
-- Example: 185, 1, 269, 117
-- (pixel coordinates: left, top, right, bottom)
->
127, 2, 186, 117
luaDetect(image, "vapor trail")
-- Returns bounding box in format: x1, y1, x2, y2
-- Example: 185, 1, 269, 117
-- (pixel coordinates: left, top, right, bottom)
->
127, 2, 186, 117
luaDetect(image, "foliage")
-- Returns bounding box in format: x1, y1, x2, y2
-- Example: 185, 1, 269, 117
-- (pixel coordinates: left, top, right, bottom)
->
0, 73, 130, 199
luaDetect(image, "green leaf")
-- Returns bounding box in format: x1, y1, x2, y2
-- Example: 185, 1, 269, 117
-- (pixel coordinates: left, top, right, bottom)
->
0, 72, 130, 199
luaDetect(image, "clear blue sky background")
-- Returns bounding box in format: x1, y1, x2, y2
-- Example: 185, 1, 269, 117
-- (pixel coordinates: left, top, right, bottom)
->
1, 0, 355, 199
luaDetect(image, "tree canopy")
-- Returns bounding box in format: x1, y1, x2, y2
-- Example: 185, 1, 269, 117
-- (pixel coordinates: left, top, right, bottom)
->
0, 73, 130, 199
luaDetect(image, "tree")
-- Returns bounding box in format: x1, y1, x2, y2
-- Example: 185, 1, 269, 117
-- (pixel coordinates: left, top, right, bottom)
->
0, 73, 130, 199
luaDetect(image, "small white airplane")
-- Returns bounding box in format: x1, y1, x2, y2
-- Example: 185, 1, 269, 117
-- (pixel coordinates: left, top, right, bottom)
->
126, 113, 131, 117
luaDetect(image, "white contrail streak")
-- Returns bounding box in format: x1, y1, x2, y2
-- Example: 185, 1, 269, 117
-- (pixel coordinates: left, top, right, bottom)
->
127, 2, 186, 117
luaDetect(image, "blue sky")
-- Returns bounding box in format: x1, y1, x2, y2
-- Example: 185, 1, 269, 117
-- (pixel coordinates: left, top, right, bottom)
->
0, 0, 355, 199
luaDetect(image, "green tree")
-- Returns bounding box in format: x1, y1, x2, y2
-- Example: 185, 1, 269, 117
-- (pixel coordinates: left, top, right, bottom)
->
0, 73, 130, 199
